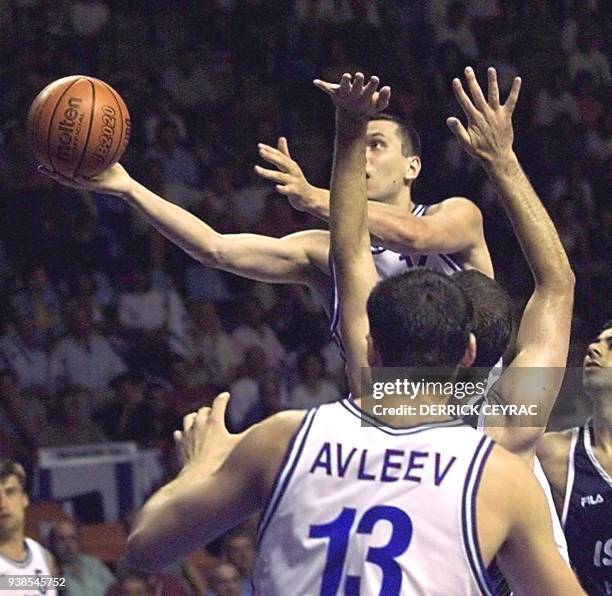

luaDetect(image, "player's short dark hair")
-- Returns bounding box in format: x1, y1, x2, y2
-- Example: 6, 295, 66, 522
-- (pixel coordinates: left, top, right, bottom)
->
0, 458, 27, 490
600, 319, 612, 334
453, 270, 514, 369
369, 113, 421, 157
367, 269, 472, 368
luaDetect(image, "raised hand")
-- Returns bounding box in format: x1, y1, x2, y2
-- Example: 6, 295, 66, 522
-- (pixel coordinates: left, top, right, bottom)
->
447, 66, 521, 164
38, 162, 134, 197
174, 392, 246, 473
254, 137, 315, 212
314, 72, 391, 118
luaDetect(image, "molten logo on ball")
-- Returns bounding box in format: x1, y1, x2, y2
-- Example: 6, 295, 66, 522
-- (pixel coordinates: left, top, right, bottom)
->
57, 96, 84, 164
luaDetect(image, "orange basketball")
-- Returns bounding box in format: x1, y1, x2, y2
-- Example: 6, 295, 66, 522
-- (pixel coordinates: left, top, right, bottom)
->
26, 75, 131, 178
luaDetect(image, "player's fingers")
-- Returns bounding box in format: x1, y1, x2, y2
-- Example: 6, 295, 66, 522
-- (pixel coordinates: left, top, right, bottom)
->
504, 76, 522, 114
375, 86, 391, 111
257, 144, 293, 171
351, 72, 365, 96
210, 392, 230, 425
487, 67, 500, 108
362, 75, 380, 101
277, 136, 292, 158
451, 78, 480, 122
313, 79, 340, 96
464, 67, 488, 112
446, 117, 471, 147
38, 166, 76, 186
254, 165, 289, 183
183, 412, 198, 434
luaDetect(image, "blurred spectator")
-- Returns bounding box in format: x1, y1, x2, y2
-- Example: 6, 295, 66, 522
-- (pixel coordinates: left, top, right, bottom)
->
435, 1, 478, 60
586, 112, 612, 162
220, 531, 255, 596
49, 303, 126, 395
117, 267, 189, 374
95, 372, 154, 443
146, 120, 199, 189
106, 572, 151, 596
143, 89, 188, 148
48, 518, 115, 596
288, 351, 341, 409
232, 298, 285, 369
533, 70, 579, 127
42, 387, 107, 447
143, 380, 182, 448
11, 265, 63, 343
206, 561, 242, 596
166, 356, 213, 416
568, 22, 610, 86
0, 368, 46, 466
0, 311, 50, 392
185, 300, 240, 388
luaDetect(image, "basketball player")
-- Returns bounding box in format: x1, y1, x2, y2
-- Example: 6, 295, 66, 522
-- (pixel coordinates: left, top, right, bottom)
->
127, 76, 584, 595
537, 320, 612, 595
39, 109, 492, 325
0, 458, 58, 596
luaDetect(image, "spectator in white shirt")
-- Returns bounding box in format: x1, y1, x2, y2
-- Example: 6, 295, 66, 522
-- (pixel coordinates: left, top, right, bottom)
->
288, 351, 341, 409
232, 298, 285, 369
0, 312, 50, 393
49, 303, 126, 395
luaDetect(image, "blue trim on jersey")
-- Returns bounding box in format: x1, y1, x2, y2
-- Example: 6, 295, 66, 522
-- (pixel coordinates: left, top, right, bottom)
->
256, 408, 319, 547
340, 398, 468, 435
462, 435, 495, 595
440, 252, 463, 272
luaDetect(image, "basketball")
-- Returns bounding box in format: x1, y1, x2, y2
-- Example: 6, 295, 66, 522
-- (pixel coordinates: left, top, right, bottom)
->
26, 75, 131, 178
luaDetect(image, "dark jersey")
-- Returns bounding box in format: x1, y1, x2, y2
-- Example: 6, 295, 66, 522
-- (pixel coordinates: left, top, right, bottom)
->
562, 421, 612, 595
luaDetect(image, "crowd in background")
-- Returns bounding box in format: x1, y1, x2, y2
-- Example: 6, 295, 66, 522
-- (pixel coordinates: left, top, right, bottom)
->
0, 1, 610, 593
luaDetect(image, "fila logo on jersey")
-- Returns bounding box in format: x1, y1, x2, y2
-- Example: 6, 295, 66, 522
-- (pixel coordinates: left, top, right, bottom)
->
581, 493, 604, 507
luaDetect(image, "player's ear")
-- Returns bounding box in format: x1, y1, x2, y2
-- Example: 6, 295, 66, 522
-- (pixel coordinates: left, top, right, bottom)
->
403, 155, 421, 185
459, 333, 477, 368
367, 335, 382, 367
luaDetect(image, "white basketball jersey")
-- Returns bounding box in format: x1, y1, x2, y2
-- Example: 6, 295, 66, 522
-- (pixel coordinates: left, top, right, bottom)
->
371, 204, 463, 279
254, 400, 496, 595
0, 538, 56, 596
330, 204, 463, 357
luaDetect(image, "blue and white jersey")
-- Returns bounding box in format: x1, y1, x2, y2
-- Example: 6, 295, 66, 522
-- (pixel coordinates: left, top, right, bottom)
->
562, 421, 612, 596
0, 538, 57, 596
254, 399, 495, 596
329, 203, 463, 358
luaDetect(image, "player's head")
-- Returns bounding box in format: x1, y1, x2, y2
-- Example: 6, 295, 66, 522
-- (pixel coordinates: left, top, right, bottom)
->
583, 318, 612, 399
453, 270, 513, 369
48, 519, 80, 564
0, 459, 28, 540
365, 114, 421, 202
366, 269, 475, 372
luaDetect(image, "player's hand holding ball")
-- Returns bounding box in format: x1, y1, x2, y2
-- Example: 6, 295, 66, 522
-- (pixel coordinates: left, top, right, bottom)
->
175, 392, 247, 475
27, 75, 134, 195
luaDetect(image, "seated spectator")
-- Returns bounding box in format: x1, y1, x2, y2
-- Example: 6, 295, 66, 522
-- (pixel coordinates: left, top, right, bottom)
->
145, 120, 199, 189
185, 300, 240, 388
220, 530, 255, 596
106, 570, 189, 596
288, 351, 341, 409
166, 356, 214, 416
231, 298, 285, 369
206, 561, 242, 596
42, 387, 107, 447
143, 380, 182, 449
49, 303, 126, 396
48, 518, 115, 596
0, 311, 50, 394
435, 1, 478, 60
95, 372, 154, 444
0, 368, 46, 467
117, 266, 189, 375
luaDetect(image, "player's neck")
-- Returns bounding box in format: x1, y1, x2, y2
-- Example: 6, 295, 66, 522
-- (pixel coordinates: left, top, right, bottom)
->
380, 189, 413, 211
591, 397, 612, 455
0, 532, 27, 561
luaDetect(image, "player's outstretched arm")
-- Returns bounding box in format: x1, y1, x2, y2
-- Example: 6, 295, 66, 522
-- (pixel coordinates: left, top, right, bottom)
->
448, 67, 575, 457
485, 447, 585, 595
255, 138, 489, 267
127, 393, 304, 570
315, 73, 389, 395
39, 164, 330, 287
